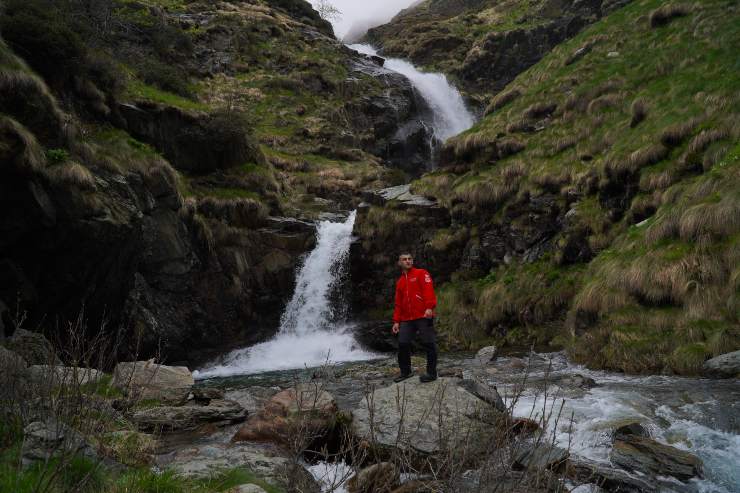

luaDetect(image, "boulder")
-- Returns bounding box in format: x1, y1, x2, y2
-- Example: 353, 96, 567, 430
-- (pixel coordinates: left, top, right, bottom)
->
192, 387, 224, 402
347, 462, 400, 493
702, 350, 740, 378
456, 378, 506, 412
130, 399, 246, 432
164, 441, 319, 492
27, 365, 105, 386
232, 384, 337, 444
512, 443, 569, 472
555, 374, 597, 389
21, 419, 97, 467
613, 421, 649, 441
224, 387, 280, 415
112, 360, 194, 404
351, 378, 492, 456
567, 456, 658, 493
610, 435, 703, 481
0, 345, 28, 374
5, 328, 61, 366
474, 345, 497, 365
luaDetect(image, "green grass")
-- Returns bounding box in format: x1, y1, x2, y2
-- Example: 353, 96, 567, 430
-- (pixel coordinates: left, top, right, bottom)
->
126, 80, 208, 112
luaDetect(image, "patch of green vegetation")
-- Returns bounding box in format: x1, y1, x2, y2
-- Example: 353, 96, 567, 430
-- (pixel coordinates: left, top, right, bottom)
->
45, 148, 69, 165
126, 80, 207, 111
80, 374, 123, 399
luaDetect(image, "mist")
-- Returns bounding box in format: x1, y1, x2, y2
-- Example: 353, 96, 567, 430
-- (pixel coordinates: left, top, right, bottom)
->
308, 0, 419, 41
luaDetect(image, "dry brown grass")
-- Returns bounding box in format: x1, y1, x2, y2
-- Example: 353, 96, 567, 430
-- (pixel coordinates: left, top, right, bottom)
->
659, 118, 700, 147
454, 179, 519, 208
268, 153, 310, 172
197, 196, 268, 229
506, 118, 535, 134
43, 162, 97, 190
0, 116, 46, 172
678, 199, 740, 240
484, 88, 521, 116
650, 3, 692, 28
502, 160, 526, 180
629, 98, 648, 127
587, 93, 623, 115
497, 138, 525, 158
522, 101, 557, 120
628, 143, 670, 171
640, 168, 676, 191
686, 128, 729, 155
532, 170, 572, 192
451, 132, 491, 159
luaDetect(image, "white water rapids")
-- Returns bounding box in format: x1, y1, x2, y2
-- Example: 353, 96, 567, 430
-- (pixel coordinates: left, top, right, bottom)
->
348, 43, 475, 141
195, 212, 378, 378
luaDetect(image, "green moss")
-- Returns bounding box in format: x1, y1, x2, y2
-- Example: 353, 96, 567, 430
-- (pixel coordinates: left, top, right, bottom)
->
126, 80, 207, 111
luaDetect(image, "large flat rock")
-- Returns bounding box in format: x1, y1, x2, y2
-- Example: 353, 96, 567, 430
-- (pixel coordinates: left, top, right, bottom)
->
702, 350, 740, 378
351, 377, 496, 455
113, 360, 193, 404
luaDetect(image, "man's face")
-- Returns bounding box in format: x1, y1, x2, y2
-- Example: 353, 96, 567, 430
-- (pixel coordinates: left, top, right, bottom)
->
399, 255, 413, 270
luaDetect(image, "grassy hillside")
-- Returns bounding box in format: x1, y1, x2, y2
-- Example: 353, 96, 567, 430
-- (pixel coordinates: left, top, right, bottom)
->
366, 0, 627, 102
409, 0, 739, 373
0, 0, 405, 218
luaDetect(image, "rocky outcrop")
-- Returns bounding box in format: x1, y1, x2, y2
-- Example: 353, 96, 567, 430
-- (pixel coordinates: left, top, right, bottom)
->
351, 377, 496, 456
130, 398, 246, 432
610, 434, 703, 481
702, 350, 740, 378
232, 384, 338, 445
3, 329, 61, 366
112, 361, 194, 404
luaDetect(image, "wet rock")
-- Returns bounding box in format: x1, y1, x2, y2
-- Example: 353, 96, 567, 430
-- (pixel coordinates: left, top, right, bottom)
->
27, 365, 105, 386
567, 457, 658, 493
456, 379, 506, 412
347, 462, 400, 493
163, 441, 319, 492
555, 374, 597, 389
232, 384, 337, 444
610, 435, 703, 481
474, 345, 497, 365
22, 419, 97, 467
702, 350, 740, 378
4, 328, 61, 366
192, 387, 224, 402
224, 387, 280, 415
613, 421, 649, 440
351, 377, 491, 455
112, 361, 194, 404
512, 442, 569, 472
130, 399, 246, 432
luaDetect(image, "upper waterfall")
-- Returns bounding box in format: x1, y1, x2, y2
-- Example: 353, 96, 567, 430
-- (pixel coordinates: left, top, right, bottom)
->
348, 44, 475, 141
195, 212, 378, 378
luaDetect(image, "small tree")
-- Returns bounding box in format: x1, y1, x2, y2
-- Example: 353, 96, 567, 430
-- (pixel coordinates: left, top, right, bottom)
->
315, 0, 341, 22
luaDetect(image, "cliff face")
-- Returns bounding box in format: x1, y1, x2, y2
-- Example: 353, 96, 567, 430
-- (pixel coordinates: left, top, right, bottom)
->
0, 0, 434, 363
352, 0, 740, 375
366, 0, 631, 103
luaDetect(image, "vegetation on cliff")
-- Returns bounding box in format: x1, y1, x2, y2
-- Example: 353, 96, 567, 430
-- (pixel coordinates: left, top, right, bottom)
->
357, 0, 739, 374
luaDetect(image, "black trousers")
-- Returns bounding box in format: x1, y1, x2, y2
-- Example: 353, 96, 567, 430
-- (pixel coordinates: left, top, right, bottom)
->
398, 317, 437, 377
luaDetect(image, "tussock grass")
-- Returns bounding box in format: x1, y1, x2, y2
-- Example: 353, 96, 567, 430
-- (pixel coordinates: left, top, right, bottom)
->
197, 196, 268, 229
660, 118, 701, 147
587, 93, 623, 115
484, 88, 521, 116
497, 138, 525, 158
0, 116, 46, 172
522, 101, 557, 120
650, 3, 692, 28
629, 98, 648, 127
43, 162, 97, 190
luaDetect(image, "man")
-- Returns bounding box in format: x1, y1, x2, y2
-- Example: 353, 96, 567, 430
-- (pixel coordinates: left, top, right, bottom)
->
392, 253, 437, 383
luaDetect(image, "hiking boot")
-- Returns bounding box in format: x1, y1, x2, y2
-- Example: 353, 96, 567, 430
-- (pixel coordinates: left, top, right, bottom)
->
393, 373, 413, 383
419, 374, 437, 383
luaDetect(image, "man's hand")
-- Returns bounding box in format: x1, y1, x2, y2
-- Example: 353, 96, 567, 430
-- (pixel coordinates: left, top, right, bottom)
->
392, 323, 400, 334
424, 309, 433, 319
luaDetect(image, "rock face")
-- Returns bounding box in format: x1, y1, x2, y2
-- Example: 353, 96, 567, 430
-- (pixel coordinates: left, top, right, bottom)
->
610, 435, 703, 481
702, 350, 740, 378
112, 361, 194, 404
512, 443, 569, 471
567, 457, 658, 493
130, 399, 246, 432
351, 377, 495, 455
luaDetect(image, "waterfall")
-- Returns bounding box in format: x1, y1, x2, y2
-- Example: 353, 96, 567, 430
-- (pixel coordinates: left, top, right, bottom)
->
195, 212, 378, 378
348, 44, 475, 141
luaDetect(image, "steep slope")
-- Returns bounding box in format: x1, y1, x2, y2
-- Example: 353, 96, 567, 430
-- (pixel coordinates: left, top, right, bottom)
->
351, 0, 740, 374
0, 0, 431, 363
366, 0, 631, 103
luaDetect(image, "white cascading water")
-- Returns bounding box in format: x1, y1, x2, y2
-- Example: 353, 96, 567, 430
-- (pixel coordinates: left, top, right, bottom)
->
195, 211, 378, 378
348, 44, 475, 141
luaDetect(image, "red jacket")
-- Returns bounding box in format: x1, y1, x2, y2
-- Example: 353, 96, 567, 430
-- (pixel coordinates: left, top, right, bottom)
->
393, 267, 437, 323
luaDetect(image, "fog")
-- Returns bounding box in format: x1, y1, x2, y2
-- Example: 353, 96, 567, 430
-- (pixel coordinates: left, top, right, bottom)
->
308, 0, 419, 41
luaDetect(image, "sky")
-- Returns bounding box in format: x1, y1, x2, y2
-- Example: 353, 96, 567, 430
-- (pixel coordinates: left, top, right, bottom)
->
308, 0, 419, 39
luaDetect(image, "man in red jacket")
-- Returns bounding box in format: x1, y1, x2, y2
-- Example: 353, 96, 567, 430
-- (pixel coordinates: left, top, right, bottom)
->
391, 253, 438, 383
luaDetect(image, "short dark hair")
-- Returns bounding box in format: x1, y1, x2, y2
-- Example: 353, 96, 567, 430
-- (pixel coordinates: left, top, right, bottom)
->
398, 252, 413, 259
